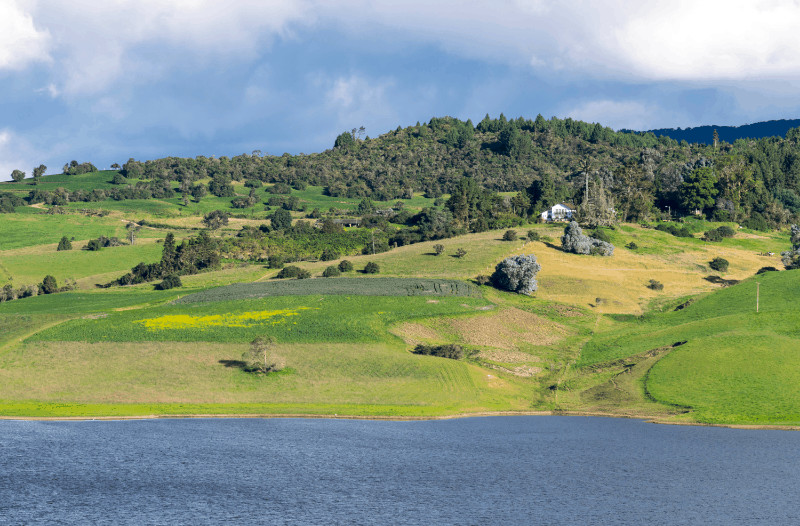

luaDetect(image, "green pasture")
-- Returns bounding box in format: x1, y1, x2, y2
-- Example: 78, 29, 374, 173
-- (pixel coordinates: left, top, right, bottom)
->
0, 242, 163, 285
0, 213, 133, 250
647, 333, 800, 425
574, 270, 800, 424
30, 294, 490, 344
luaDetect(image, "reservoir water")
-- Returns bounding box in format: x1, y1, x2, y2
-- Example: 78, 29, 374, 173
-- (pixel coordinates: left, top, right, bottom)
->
1, 416, 798, 525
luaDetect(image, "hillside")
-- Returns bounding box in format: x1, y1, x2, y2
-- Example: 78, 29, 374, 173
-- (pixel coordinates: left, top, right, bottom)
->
0, 198, 796, 424
629, 118, 800, 145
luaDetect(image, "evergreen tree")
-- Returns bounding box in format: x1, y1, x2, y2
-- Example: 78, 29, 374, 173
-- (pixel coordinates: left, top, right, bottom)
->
57, 236, 72, 251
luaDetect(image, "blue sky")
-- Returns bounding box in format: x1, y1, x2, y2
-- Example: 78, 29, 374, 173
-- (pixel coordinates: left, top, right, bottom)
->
3, 0, 800, 180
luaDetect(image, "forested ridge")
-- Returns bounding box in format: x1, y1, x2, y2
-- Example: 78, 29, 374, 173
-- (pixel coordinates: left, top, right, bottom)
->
7, 114, 800, 228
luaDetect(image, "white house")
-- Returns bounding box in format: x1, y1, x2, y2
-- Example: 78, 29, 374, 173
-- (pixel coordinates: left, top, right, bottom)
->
540, 203, 576, 222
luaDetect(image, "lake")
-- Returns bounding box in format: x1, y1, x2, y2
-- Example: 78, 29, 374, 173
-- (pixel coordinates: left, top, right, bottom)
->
1, 416, 798, 525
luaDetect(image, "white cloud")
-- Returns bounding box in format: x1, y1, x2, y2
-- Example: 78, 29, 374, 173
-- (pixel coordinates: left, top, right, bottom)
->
311, 0, 800, 82
0, 129, 38, 181
22, 0, 312, 96
13, 0, 800, 101
0, 0, 50, 70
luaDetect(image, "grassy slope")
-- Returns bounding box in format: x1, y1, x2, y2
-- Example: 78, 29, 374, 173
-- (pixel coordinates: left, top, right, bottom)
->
0, 206, 797, 422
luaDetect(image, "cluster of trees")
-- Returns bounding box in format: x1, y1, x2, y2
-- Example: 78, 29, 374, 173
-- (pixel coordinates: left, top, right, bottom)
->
0, 275, 75, 302
62, 160, 98, 175
112, 232, 220, 287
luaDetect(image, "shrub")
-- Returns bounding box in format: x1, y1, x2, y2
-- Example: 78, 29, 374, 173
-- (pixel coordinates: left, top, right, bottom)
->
322, 265, 341, 278
338, 260, 353, 272
320, 247, 340, 261
155, 275, 182, 290
454, 248, 467, 258
502, 229, 518, 241
411, 344, 477, 360
433, 243, 444, 256
527, 230, 540, 241
267, 255, 284, 269
296, 269, 311, 279
703, 226, 734, 242
756, 266, 779, 274
625, 241, 638, 250
676, 227, 694, 238
363, 261, 380, 274
57, 236, 72, 251
475, 275, 491, 286
709, 257, 729, 272
276, 265, 305, 279
703, 229, 723, 242
491, 254, 541, 295
86, 239, 102, 251
646, 279, 664, 291
717, 225, 736, 238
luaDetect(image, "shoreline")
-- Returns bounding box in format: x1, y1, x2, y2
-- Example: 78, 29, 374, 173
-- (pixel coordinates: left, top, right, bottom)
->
2, 409, 798, 431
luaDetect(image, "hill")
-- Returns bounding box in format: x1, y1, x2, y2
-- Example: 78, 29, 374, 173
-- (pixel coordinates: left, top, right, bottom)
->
627, 119, 800, 145
0, 207, 796, 425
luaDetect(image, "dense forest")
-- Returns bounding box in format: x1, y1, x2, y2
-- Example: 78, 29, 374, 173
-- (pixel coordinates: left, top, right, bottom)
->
11, 114, 800, 230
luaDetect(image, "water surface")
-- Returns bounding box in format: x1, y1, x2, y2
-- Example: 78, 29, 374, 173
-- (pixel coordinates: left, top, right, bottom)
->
1, 416, 798, 524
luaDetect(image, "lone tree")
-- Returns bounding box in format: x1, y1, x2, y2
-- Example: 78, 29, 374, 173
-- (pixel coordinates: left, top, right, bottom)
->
40, 275, 58, 294
502, 230, 518, 241
10, 169, 25, 182
561, 221, 614, 256
491, 254, 541, 295
433, 243, 444, 256
202, 210, 229, 230
709, 257, 729, 272
243, 336, 284, 373
57, 236, 72, 251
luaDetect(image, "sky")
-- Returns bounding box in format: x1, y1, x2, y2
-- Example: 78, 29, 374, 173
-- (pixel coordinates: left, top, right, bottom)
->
3, 0, 800, 180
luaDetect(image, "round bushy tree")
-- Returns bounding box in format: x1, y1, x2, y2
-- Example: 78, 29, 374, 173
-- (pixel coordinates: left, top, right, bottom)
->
491, 254, 541, 295
363, 261, 380, 274
320, 248, 339, 261
561, 221, 614, 256
709, 257, 729, 272
502, 230, 517, 241
322, 265, 341, 277
338, 260, 353, 272
155, 275, 182, 290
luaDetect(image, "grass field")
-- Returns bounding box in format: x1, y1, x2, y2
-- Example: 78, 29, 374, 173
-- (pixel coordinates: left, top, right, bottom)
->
1, 206, 798, 424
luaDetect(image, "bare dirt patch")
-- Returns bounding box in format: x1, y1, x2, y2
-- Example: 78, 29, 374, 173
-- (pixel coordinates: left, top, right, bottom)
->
444, 307, 568, 349
479, 349, 539, 363
489, 364, 543, 377
391, 322, 444, 346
